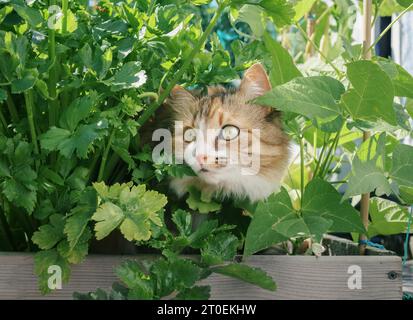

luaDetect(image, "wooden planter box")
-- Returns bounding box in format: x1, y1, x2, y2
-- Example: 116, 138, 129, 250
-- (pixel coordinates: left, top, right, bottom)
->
0, 252, 404, 300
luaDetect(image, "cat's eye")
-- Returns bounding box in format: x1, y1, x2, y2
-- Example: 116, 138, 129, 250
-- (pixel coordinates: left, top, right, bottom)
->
219, 125, 239, 141
184, 128, 197, 142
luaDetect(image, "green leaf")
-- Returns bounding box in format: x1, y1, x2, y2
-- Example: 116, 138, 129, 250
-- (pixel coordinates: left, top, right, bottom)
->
343, 157, 392, 199
258, 0, 294, 28
11, 69, 38, 93
92, 202, 124, 240
32, 214, 65, 250
376, 58, 413, 98
176, 286, 211, 300
92, 183, 167, 242
341, 60, 396, 125
390, 144, 413, 189
115, 260, 154, 300
255, 76, 344, 120
151, 258, 202, 297
244, 188, 293, 256
59, 94, 99, 131
186, 187, 221, 214
39, 120, 108, 159
64, 190, 96, 249
263, 32, 302, 87
293, 0, 317, 21
0, 88, 7, 102
57, 228, 91, 264
303, 178, 365, 234
396, 0, 413, 7
172, 209, 192, 237
12, 3, 43, 27
235, 5, 265, 37
368, 197, 411, 237
104, 61, 146, 91
34, 249, 70, 294
201, 232, 239, 265
213, 263, 276, 291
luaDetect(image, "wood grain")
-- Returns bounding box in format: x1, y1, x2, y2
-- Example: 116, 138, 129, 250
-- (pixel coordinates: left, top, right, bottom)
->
0, 253, 403, 300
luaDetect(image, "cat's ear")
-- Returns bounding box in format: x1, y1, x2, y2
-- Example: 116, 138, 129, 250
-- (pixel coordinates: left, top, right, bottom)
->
239, 63, 271, 100
166, 85, 196, 107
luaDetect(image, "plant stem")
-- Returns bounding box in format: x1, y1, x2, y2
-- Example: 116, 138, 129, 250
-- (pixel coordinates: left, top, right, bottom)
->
295, 22, 344, 78
367, 3, 413, 53
6, 89, 19, 123
0, 108, 7, 133
299, 135, 305, 207
136, 0, 229, 128
359, 0, 373, 256
24, 90, 39, 155
137, 92, 159, 100
62, 0, 69, 34
48, 0, 59, 127
97, 128, 116, 182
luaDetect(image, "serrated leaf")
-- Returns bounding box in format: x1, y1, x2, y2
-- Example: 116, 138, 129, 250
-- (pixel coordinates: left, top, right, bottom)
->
59, 94, 99, 131
64, 192, 95, 249
201, 232, 239, 265
92, 202, 124, 240
32, 214, 65, 250
213, 263, 276, 291
341, 60, 396, 125
34, 249, 70, 295
172, 209, 192, 237
115, 260, 154, 300
186, 187, 221, 214
175, 286, 211, 300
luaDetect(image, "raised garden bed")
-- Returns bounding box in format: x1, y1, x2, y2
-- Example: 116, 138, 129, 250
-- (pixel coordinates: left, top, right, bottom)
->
0, 252, 403, 300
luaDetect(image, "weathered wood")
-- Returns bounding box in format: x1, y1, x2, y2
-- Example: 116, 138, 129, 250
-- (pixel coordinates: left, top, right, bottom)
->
0, 253, 402, 300
403, 261, 413, 294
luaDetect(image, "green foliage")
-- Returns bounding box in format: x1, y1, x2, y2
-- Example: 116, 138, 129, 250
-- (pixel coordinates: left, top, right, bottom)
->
92, 182, 167, 241
1, 0, 413, 301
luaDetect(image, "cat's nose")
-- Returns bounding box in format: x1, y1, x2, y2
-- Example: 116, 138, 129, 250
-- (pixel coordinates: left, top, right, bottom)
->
196, 154, 208, 165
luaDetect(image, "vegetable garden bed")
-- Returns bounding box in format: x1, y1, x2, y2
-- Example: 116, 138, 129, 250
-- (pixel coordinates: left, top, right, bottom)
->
0, 253, 403, 300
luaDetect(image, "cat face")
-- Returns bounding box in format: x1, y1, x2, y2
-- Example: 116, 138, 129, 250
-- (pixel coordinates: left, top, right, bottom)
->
163, 63, 290, 201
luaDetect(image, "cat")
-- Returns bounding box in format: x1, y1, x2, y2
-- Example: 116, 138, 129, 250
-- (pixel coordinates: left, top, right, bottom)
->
151, 63, 290, 202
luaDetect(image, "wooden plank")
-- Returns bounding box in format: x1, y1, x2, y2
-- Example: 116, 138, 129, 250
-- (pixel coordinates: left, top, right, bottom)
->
403, 261, 413, 294
0, 253, 402, 300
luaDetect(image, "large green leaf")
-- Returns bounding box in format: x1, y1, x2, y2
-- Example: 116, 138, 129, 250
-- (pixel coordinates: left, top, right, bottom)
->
341, 60, 396, 125
376, 58, 413, 99
256, 76, 345, 120
390, 143, 413, 188
303, 178, 365, 234
244, 188, 293, 256
343, 157, 391, 199
368, 197, 411, 238
263, 32, 302, 87
258, 0, 294, 28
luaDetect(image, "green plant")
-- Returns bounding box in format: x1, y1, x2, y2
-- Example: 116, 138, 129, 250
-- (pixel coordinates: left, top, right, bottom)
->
0, 0, 413, 300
